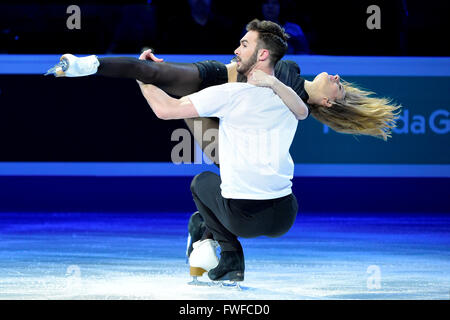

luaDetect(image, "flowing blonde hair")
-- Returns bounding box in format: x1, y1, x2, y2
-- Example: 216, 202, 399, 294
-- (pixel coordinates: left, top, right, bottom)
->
309, 80, 402, 141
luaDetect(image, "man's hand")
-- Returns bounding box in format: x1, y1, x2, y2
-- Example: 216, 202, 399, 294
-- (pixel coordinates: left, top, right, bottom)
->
248, 70, 276, 88
139, 48, 164, 62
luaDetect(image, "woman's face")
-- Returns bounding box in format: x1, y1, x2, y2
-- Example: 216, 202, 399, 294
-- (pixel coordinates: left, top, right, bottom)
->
313, 72, 345, 106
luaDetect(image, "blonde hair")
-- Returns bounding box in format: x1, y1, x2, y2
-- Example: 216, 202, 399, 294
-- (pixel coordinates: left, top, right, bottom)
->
309, 80, 402, 141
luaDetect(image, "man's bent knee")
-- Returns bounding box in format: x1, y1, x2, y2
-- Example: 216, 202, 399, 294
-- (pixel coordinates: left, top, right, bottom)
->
190, 171, 216, 194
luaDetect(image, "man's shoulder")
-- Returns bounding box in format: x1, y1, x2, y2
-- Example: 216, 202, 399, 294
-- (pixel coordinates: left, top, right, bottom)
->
204, 82, 251, 91
222, 82, 253, 88
190, 82, 254, 102
227, 82, 274, 95
219, 82, 257, 94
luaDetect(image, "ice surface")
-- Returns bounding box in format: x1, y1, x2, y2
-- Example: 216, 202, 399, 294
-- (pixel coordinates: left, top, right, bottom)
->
0, 212, 449, 300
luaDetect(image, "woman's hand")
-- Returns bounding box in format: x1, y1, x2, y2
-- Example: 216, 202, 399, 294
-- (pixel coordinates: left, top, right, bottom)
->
139, 48, 164, 62
248, 70, 276, 88
136, 49, 162, 86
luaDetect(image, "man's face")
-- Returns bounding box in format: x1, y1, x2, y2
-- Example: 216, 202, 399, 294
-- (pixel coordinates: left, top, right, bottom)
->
234, 31, 260, 76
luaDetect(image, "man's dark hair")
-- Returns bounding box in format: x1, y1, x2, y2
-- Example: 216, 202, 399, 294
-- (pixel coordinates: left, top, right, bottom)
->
246, 19, 289, 66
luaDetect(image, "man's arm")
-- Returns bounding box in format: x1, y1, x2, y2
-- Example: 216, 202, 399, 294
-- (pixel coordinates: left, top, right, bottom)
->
138, 82, 199, 120
248, 70, 309, 120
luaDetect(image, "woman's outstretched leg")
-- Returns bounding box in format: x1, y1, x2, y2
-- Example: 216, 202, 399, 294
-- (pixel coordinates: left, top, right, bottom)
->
47, 54, 223, 165
47, 54, 204, 97
97, 58, 202, 97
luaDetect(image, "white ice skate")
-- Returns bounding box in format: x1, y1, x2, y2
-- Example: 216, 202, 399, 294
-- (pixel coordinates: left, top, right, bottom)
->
44, 54, 99, 77
188, 239, 219, 286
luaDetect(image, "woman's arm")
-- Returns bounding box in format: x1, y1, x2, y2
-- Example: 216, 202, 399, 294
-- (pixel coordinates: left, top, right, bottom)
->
226, 62, 238, 83
249, 70, 309, 120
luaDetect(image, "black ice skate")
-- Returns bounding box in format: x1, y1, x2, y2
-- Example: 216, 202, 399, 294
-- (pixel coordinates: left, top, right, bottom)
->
208, 249, 245, 289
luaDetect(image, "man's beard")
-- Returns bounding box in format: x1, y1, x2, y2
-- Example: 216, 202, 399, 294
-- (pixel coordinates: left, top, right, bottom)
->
236, 49, 258, 82
237, 73, 247, 83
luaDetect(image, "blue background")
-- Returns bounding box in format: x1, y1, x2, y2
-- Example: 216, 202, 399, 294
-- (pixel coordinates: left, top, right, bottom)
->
0, 54, 449, 214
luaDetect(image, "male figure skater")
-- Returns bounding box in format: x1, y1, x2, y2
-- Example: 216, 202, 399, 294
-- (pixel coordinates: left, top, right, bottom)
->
138, 19, 304, 283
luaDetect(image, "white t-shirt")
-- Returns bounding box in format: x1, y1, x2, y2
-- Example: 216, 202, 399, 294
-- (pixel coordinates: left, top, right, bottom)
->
188, 82, 298, 200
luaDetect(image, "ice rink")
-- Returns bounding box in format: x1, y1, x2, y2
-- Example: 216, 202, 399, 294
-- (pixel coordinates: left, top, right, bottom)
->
0, 211, 449, 300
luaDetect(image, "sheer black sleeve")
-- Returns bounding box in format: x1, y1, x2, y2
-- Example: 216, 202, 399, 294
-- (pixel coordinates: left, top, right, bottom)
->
274, 60, 311, 119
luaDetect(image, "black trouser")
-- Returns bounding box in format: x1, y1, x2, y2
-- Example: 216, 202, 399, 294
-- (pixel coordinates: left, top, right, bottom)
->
190, 171, 298, 252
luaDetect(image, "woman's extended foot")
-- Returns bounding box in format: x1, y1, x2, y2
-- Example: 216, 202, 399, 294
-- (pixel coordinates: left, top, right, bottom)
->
45, 54, 99, 77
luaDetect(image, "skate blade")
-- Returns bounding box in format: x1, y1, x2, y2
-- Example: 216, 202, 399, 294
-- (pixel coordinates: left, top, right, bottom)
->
214, 280, 243, 290
185, 234, 192, 264
188, 276, 215, 287
44, 59, 68, 77
188, 277, 243, 290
